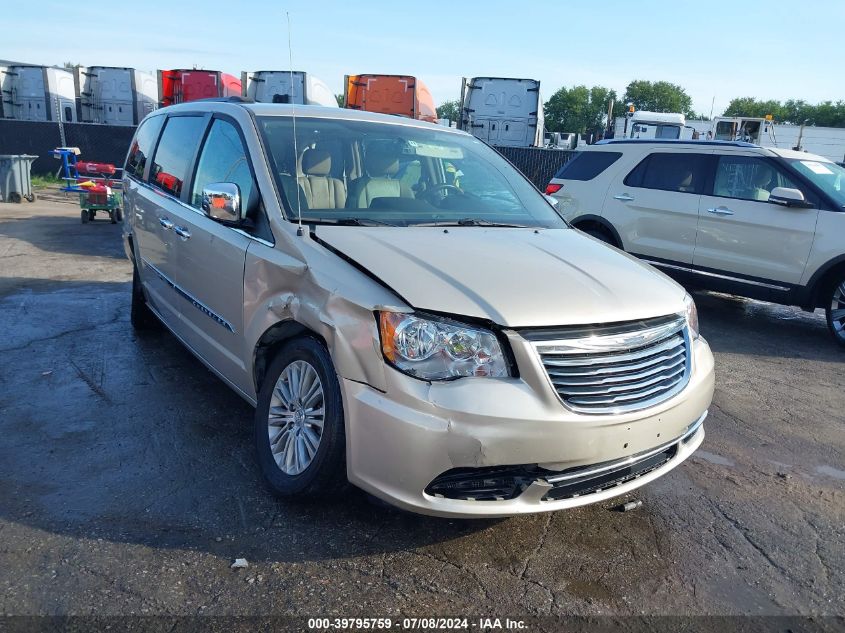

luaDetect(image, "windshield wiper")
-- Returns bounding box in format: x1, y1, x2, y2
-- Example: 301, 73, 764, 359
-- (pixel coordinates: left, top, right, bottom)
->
412, 218, 532, 228
304, 217, 398, 227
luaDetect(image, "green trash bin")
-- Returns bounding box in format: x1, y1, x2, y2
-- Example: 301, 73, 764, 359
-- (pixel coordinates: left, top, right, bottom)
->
0, 155, 38, 203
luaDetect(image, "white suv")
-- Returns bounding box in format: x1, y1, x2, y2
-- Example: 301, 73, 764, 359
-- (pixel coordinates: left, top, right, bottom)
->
547, 140, 845, 346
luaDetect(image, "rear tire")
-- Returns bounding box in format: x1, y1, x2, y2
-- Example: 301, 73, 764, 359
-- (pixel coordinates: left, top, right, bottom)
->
254, 337, 347, 498
9, 192, 21, 204
825, 272, 845, 348
130, 265, 160, 331
81, 209, 89, 224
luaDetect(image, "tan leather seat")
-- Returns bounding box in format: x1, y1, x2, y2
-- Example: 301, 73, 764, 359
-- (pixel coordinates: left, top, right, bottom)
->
347, 147, 413, 208
299, 149, 346, 209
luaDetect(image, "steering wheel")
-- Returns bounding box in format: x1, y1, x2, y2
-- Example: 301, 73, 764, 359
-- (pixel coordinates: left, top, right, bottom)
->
421, 183, 462, 201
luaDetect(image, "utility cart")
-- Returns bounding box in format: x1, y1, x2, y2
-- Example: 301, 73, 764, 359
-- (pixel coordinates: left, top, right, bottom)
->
50, 147, 124, 223
78, 185, 123, 224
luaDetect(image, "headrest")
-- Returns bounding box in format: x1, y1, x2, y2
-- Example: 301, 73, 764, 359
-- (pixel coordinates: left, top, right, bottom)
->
301, 149, 331, 176
365, 148, 399, 177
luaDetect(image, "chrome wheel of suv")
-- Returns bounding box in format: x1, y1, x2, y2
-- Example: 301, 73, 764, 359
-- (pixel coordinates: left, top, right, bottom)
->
268, 360, 325, 475
828, 279, 845, 347
254, 337, 347, 498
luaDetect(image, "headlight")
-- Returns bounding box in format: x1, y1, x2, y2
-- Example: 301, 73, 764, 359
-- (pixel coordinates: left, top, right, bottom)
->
378, 312, 510, 380
683, 293, 700, 339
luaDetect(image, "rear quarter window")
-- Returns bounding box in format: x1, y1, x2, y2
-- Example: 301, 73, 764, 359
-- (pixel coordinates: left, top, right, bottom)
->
125, 115, 165, 180
553, 151, 622, 181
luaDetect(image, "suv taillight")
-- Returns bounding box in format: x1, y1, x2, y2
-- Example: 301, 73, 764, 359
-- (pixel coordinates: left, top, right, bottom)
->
545, 183, 563, 194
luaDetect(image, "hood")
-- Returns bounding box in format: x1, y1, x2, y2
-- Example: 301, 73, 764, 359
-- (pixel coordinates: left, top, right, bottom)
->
314, 227, 686, 328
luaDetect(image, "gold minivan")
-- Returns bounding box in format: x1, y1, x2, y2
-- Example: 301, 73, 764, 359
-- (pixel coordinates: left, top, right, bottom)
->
123, 100, 714, 517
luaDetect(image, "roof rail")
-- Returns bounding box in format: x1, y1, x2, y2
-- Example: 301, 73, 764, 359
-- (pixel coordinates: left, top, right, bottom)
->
189, 96, 255, 104
596, 139, 758, 148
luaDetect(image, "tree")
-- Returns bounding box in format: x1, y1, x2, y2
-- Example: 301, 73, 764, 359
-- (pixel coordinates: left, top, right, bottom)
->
723, 97, 782, 120
544, 85, 622, 134
436, 99, 460, 122
722, 97, 845, 127
335, 93, 344, 107
623, 80, 694, 117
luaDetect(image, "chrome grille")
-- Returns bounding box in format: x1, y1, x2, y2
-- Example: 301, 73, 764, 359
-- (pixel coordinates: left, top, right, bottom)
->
529, 315, 690, 414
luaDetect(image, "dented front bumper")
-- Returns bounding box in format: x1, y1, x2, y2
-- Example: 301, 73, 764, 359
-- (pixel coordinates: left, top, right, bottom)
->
343, 337, 714, 518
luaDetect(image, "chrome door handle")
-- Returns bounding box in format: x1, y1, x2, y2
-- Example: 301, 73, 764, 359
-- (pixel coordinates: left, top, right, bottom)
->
707, 206, 734, 216
173, 226, 191, 239
159, 217, 174, 230
614, 193, 634, 202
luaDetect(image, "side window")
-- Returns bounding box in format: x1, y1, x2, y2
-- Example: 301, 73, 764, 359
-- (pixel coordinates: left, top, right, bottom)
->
149, 116, 207, 197
125, 115, 165, 179
624, 153, 708, 194
191, 119, 257, 214
553, 151, 622, 181
713, 156, 800, 202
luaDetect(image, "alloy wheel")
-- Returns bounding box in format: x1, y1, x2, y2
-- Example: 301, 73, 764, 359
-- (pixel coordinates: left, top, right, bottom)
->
267, 360, 325, 475
832, 282, 845, 340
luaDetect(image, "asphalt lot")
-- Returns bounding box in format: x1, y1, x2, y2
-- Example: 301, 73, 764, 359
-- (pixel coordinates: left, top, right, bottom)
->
0, 190, 843, 620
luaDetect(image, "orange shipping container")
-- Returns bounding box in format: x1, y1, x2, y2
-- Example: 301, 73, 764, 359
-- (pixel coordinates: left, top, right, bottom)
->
344, 74, 436, 123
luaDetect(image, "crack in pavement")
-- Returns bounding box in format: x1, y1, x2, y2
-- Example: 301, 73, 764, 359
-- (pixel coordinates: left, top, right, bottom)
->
0, 312, 124, 355
517, 513, 553, 580
706, 497, 796, 589
70, 360, 113, 404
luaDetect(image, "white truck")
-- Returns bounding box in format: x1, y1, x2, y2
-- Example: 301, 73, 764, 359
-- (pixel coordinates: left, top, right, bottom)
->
0, 65, 76, 122
74, 66, 158, 125
241, 71, 337, 107
614, 111, 694, 140
545, 131, 579, 150
458, 77, 544, 147
681, 117, 845, 163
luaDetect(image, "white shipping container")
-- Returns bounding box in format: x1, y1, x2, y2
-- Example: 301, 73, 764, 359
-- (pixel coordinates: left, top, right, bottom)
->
458, 77, 544, 148
0, 66, 76, 122
241, 71, 337, 107
75, 66, 158, 125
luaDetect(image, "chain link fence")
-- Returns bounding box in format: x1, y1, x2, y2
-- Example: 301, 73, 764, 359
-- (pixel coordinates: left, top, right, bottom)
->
493, 146, 577, 189
0, 120, 136, 175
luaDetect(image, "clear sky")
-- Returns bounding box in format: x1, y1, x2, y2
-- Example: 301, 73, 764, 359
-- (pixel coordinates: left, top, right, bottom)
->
6, 0, 843, 116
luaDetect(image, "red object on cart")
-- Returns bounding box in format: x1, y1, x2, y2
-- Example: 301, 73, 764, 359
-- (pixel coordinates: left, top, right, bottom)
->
76, 161, 116, 176
85, 184, 111, 206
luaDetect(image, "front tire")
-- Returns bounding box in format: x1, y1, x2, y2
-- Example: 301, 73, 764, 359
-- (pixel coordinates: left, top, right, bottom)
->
254, 337, 347, 498
825, 273, 845, 348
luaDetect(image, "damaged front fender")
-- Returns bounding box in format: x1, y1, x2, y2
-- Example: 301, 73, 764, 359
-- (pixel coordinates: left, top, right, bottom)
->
242, 234, 410, 399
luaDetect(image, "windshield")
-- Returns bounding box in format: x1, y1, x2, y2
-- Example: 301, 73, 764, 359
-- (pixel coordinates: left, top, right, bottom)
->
785, 158, 845, 207
257, 116, 566, 228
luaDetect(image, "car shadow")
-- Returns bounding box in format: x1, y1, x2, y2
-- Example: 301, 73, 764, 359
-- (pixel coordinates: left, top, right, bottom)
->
0, 211, 126, 262
692, 289, 843, 362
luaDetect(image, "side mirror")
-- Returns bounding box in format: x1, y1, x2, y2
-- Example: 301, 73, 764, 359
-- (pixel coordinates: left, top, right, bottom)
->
202, 182, 241, 223
769, 187, 812, 208
544, 194, 560, 209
